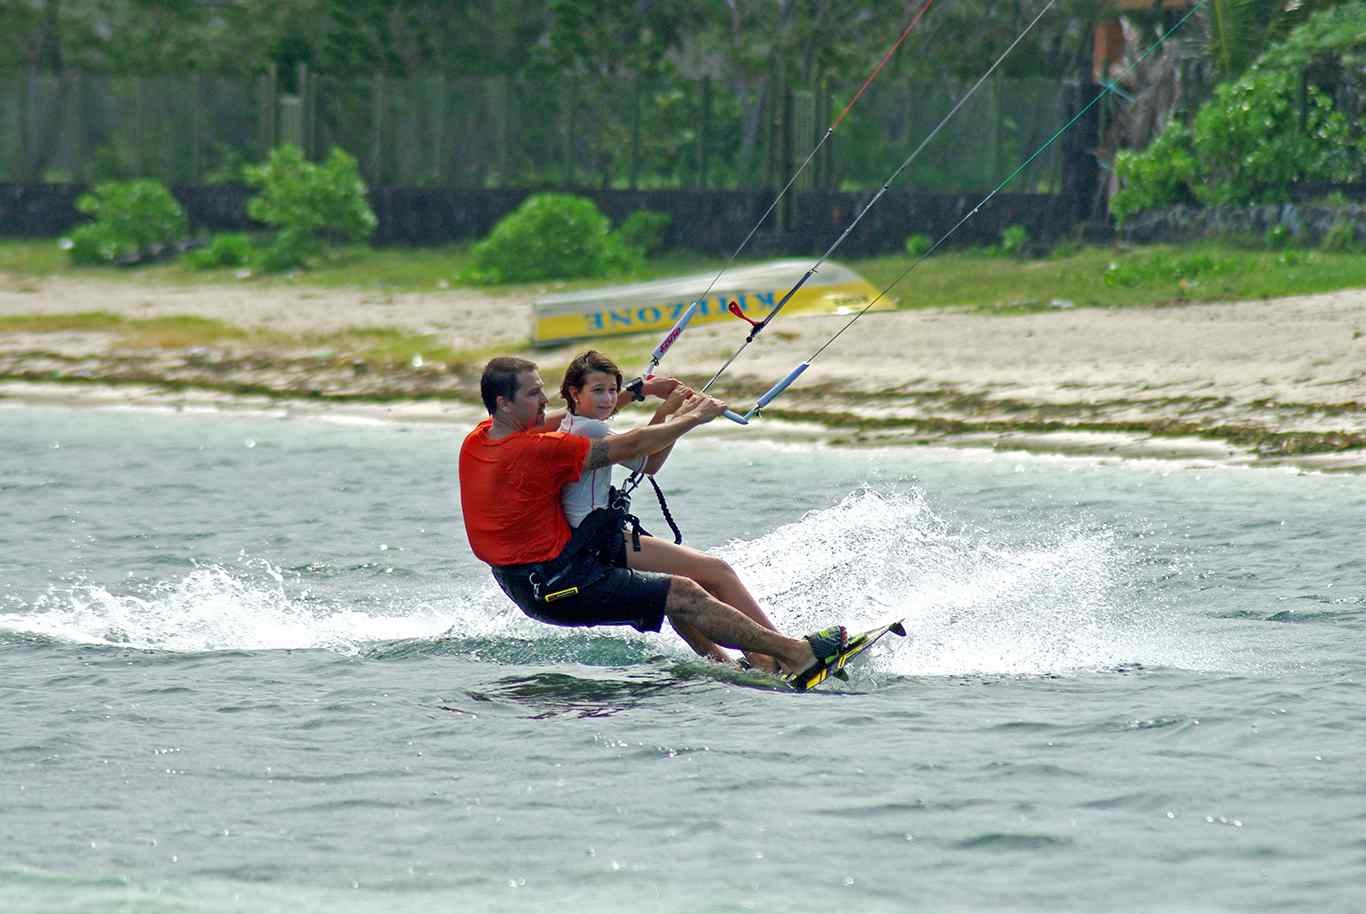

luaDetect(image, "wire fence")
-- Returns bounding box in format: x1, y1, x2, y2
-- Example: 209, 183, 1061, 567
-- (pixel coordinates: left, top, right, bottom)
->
1, 70, 1068, 194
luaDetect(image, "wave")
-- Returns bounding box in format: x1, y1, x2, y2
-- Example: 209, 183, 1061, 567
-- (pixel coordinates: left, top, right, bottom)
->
0, 559, 459, 653
1, 486, 1230, 675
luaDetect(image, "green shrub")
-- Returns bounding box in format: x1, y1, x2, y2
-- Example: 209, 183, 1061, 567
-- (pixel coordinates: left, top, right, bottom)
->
1320, 220, 1358, 251
1102, 251, 1233, 288
1264, 225, 1292, 250
904, 233, 932, 257
82, 145, 133, 184
1050, 239, 1080, 259
1000, 225, 1030, 257
185, 233, 253, 270
244, 145, 376, 272
1193, 70, 1355, 206
254, 232, 316, 274
65, 223, 131, 266
62, 179, 187, 265
1111, 123, 1198, 224
203, 144, 250, 185
465, 193, 641, 284
614, 210, 672, 256
1109, 3, 1364, 221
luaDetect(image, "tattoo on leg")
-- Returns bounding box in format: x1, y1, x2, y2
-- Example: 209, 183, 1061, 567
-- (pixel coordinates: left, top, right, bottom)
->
666, 577, 799, 664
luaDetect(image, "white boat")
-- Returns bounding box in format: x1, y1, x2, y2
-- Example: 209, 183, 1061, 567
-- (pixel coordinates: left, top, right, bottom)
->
531, 259, 891, 347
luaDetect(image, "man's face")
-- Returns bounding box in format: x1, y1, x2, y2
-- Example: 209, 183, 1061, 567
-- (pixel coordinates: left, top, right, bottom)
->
500, 370, 548, 430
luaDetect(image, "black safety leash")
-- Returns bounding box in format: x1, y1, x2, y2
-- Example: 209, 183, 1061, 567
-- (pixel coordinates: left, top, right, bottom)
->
646, 475, 683, 545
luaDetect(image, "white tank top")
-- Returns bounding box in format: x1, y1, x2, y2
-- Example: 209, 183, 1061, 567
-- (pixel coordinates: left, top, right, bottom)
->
558, 415, 644, 527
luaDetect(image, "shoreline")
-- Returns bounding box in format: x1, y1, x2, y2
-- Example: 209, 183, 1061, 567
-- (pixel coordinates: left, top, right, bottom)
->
3, 274, 1364, 473
7, 377, 1364, 474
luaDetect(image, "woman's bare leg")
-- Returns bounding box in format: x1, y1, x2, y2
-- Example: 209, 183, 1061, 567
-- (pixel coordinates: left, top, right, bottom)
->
626, 535, 781, 671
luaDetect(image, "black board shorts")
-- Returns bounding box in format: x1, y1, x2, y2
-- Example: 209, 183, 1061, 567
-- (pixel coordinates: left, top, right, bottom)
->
490, 538, 672, 634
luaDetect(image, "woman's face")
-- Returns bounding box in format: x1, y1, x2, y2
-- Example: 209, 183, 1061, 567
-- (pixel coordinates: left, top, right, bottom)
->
572, 370, 619, 420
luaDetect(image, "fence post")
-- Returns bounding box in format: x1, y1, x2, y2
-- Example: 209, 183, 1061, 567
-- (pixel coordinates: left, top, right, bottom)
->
699, 76, 711, 190
258, 64, 277, 155
135, 76, 147, 178
371, 73, 384, 184
267, 63, 277, 152
813, 79, 824, 190
630, 78, 642, 190
16, 69, 28, 180
500, 75, 511, 187
989, 74, 1001, 180
763, 71, 776, 192
70, 72, 84, 183
781, 86, 794, 231
297, 63, 309, 158
824, 79, 835, 191
432, 75, 446, 186
191, 73, 202, 182
566, 77, 577, 187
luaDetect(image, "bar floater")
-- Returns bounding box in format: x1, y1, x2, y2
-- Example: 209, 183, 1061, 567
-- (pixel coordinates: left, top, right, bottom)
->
720, 362, 810, 424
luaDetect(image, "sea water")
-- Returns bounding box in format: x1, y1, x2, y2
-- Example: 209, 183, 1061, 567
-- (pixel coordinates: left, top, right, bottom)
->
1, 403, 1362, 914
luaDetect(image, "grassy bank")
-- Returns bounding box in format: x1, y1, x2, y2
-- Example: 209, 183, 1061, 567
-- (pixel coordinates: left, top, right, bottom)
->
0, 310, 491, 370
4, 237, 1366, 311
855, 243, 1366, 312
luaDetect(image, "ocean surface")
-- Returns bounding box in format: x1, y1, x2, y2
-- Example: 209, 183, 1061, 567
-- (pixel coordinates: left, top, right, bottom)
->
1, 403, 1363, 914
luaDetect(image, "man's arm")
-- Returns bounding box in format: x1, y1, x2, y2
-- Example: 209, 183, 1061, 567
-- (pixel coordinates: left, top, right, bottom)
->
582, 393, 725, 473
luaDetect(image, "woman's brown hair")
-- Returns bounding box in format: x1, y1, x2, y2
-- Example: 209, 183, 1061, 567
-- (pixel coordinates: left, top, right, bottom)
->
560, 350, 623, 414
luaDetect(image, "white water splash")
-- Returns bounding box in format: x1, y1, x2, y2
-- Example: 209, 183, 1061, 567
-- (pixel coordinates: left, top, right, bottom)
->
4, 486, 1231, 673
719, 485, 1224, 676
2, 559, 457, 653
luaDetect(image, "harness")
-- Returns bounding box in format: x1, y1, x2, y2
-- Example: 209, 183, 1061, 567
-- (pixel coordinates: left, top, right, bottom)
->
493, 481, 680, 606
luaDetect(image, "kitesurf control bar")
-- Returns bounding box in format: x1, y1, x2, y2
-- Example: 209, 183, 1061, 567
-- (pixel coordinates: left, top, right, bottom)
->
622, 302, 750, 423
718, 362, 810, 424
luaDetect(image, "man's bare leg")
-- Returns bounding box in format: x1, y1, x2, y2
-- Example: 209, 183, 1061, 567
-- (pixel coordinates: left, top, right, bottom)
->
628, 536, 780, 671
662, 576, 817, 676
667, 617, 732, 664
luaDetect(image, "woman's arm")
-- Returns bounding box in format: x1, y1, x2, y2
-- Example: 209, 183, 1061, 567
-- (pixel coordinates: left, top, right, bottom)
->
642, 385, 690, 475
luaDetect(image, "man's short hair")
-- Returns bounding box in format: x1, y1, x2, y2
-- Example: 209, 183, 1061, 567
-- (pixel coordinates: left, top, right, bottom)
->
480, 357, 538, 415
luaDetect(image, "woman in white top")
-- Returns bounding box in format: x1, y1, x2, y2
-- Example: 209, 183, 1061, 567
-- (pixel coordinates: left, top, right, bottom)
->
559, 351, 781, 671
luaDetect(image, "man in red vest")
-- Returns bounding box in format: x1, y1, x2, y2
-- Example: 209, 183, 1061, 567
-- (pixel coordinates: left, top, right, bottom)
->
459, 357, 847, 688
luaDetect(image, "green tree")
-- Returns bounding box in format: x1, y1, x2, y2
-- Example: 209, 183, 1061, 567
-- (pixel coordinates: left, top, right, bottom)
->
313, 0, 550, 77
245, 145, 377, 270
1110, 1, 1365, 220
1203, 0, 1346, 78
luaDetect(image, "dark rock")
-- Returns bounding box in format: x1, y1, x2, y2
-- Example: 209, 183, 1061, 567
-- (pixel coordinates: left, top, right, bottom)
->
1121, 203, 1366, 245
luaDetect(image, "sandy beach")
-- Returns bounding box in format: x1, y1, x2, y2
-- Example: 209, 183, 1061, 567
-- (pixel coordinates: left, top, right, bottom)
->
2, 274, 1364, 470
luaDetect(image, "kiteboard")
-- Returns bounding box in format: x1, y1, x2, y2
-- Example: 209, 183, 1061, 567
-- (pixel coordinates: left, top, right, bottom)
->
785, 619, 907, 691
